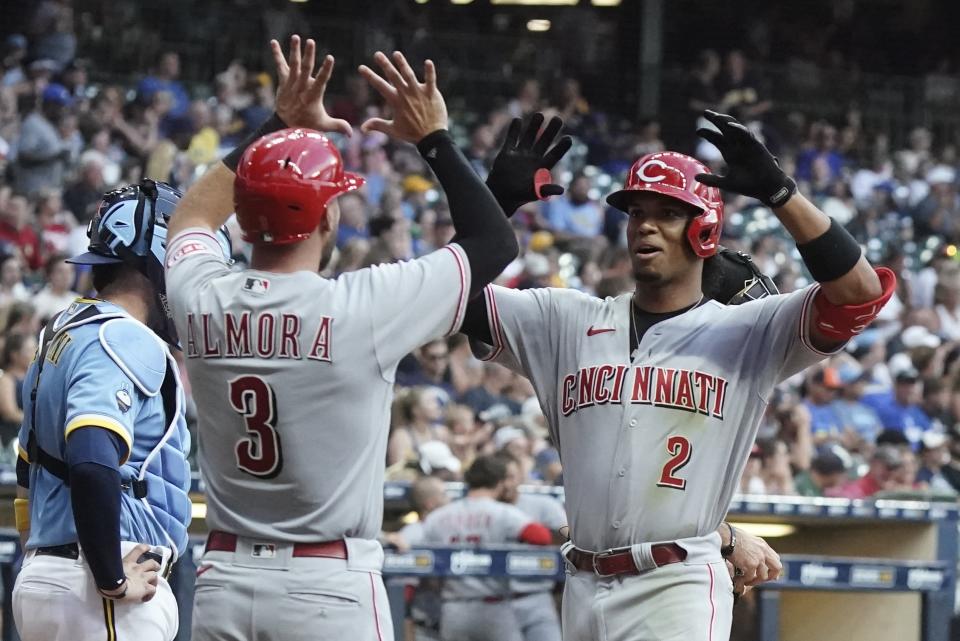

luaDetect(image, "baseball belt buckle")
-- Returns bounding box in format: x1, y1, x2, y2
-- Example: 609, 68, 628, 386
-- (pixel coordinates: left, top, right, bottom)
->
592, 549, 619, 577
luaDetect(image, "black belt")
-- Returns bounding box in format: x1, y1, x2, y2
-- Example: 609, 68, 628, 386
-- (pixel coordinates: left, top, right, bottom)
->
35, 543, 174, 579
444, 592, 528, 603
36, 543, 80, 560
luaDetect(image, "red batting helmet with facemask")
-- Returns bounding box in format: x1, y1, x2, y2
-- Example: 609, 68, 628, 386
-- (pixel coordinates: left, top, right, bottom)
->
234, 128, 364, 245
606, 151, 723, 258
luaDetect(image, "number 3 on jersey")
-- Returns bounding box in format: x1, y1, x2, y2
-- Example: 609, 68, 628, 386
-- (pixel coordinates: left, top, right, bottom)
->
229, 376, 283, 478
657, 435, 691, 490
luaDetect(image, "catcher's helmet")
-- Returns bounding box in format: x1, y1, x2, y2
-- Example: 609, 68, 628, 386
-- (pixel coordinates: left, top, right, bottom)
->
606, 151, 723, 258
234, 128, 364, 245
67, 178, 232, 346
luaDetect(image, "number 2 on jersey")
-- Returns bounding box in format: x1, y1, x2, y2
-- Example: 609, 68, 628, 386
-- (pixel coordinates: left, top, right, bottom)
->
657, 435, 691, 490
229, 376, 283, 478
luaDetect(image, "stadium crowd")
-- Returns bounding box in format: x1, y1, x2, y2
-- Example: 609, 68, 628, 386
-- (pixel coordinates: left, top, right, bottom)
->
1, 12, 960, 508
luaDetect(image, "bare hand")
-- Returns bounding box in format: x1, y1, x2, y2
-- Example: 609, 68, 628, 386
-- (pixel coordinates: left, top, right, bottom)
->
101, 544, 161, 603
358, 51, 447, 143
726, 528, 782, 598
270, 35, 352, 136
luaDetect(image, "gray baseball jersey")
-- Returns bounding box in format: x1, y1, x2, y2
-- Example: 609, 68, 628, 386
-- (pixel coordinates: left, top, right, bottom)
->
165, 228, 470, 541
420, 496, 531, 599
475, 284, 832, 551
511, 493, 566, 595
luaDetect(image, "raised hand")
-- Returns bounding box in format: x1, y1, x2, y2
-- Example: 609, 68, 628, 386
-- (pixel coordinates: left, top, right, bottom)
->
485, 113, 573, 216
358, 51, 447, 143
269, 35, 352, 136
694, 110, 796, 208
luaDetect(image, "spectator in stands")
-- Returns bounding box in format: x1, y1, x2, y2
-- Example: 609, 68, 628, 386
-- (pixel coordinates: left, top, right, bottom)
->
760, 439, 797, 496
739, 443, 766, 494
802, 367, 844, 441
716, 50, 771, 122
1, 301, 37, 341
831, 364, 883, 448
0, 255, 29, 308
912, 165, 959, 239
0, 194, 42, 270
461, 362, 517, 416
534, 447, 562, 486
1, 34, 28, 89
28, 0, 77, 69
940, 430, 960, 493
494, 426, 530, 461
542, 172, 603, 238
14, 83, 73, 196
794, 449, 848, 497
137, 51, 190, 120
34, 187, 76, 257
465, 123, 496, 178
916, 432, 957, 494
62, 155, 105, 223
920, 378, 954, 431
446, 403, 488, 466
388, 386, 448, 466
932, 267, 960, 340
508, 78, 541, 118
334, 192, 370, 248
0, 332, 35, 445
686, 49, 721, 123
796, 122, 845, 184
398, 339, 456, 399
827, 445, 903, 499
31, 252, 78, 323
861, 367, 932, 447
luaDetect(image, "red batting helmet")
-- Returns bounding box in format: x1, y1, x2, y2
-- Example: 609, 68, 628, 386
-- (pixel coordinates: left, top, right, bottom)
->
234, 128, 364, 245
606, 151, 723, 258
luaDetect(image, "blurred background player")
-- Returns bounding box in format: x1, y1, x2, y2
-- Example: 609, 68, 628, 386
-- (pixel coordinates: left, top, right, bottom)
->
420, 454, 553, 641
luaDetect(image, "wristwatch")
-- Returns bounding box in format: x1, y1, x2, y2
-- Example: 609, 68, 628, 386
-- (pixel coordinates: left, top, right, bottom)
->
98, 578, 128, 600
720, 522, 737, 558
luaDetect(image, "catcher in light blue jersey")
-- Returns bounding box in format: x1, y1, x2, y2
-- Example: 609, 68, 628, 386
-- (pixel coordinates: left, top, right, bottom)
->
13, 179, 229, 641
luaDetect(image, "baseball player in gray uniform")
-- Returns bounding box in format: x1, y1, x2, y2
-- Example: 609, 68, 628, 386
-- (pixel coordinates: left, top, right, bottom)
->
497, 452, 566, 641
420, 455, 553, 641
460, 110, 896, 641
164, 38, 520, 641
396, 476, 450, 641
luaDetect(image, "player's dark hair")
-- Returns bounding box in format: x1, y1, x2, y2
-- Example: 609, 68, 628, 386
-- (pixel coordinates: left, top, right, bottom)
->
91, 263, 124, 293
464, 455, 508, 490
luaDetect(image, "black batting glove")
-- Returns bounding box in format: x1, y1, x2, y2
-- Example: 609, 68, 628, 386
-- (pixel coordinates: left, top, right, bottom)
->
485, 113, 572, 217
695, 110, 797, 208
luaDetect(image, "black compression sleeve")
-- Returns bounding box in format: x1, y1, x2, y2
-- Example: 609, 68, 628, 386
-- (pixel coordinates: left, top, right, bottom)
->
461, 295, 493, 344
796, 218, 863, 282
70, 463, 125, 590
67, 429, 126, 591
417, 130, 519, 297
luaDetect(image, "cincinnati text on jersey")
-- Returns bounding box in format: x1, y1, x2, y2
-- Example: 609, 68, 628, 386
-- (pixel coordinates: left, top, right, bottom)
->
184, 311, 333, 361
560, 364, 728, 419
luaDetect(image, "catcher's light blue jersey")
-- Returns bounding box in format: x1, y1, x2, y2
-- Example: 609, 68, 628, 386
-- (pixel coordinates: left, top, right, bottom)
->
18, 299, 192, 558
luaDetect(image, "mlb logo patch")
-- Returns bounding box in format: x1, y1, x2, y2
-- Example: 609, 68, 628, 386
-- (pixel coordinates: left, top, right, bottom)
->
243, 277, 270, 295
252, 544, 277, 558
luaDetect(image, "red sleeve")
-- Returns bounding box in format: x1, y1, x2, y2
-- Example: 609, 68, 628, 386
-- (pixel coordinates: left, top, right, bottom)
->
518, 522, 552, 546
